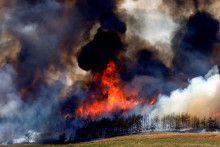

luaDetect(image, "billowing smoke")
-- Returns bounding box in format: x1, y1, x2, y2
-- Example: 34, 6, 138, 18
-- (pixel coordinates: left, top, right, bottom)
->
0, 0, 220, 144
150, 66, 220, 118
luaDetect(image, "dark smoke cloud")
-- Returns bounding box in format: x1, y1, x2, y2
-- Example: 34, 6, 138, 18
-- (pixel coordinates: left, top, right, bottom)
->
0, 0, 85, 143
76, 0, 126, 72
5, 0, 62, 92
75, 0, 126, 33
78, 29, 124, 71
161, 0, 215, 17
137, 50, 170, 78
21, 0, 45, 5
0, 0, 128, 143
0, 0, 220, 144
119, 49, 170, 82
172, 11, 219, 79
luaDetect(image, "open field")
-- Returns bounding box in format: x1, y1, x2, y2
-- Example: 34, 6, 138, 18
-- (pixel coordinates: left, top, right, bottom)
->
12, 132, 220, 147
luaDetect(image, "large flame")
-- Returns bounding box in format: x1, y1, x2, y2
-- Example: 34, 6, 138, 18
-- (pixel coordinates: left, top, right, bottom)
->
75, 61, 143, 119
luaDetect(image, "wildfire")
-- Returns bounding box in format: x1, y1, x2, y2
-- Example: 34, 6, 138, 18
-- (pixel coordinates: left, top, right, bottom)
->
146, 90, 161, 105
75, 61, 142, 119
149, 97, 157, 105
212, 108, 220, 117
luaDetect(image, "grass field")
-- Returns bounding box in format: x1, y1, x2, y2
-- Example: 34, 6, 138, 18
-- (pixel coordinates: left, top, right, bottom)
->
13, 132, 220, 147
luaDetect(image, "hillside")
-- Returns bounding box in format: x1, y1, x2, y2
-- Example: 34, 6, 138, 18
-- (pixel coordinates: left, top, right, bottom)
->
14, 132, 220, 147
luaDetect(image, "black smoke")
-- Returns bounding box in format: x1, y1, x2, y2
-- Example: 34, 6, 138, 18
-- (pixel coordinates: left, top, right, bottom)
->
0, 0, 220, 144
78, 29, 124, 72
173, 11, 219, 79
75, 0, 126, 33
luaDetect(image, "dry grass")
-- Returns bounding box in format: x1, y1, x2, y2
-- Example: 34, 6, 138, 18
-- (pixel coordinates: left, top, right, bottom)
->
90, 132, 220, 142
12, 132, 220, 147
73, 132, 220, 147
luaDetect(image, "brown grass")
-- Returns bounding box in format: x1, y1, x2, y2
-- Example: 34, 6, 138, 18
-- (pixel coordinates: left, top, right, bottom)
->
88, 132, 220, 143
13, 132, 220, 147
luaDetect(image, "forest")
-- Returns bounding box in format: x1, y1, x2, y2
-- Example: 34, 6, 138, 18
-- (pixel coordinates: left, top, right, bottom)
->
74, 113, 220, 142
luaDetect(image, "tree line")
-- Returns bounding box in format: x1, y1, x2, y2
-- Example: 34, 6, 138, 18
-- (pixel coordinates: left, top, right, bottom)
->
72, 113, 220, 142
75, 115, 143, 142
144, 113, 219, 131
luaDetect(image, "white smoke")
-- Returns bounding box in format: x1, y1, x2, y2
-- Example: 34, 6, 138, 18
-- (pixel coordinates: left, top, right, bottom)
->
0, 63, 62, 144
0, 64, 21, 117
152, 66, 220, 118
121, 0, 178, 67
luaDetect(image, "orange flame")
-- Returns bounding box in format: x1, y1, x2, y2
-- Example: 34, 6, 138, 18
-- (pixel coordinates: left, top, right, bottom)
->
146, 90, 161, 105
75, 61, 142, 120
149, 97, 157, 105
64, 113, 70, 119
212, 108, 220, 117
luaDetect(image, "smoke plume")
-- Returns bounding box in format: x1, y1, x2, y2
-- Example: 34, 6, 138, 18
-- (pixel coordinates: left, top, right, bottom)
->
0, 0, 220, 144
